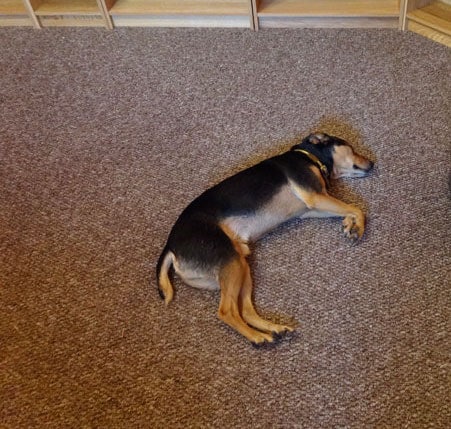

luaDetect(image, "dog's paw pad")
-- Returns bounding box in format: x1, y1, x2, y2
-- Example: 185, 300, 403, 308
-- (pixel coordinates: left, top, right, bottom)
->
348, 229, 360, 241
342, 218, 363, 241
273, 330, 291, 341
252, 337, 282, 349
274, 325, 294, 335
250, 331, 275, 347
251, 338, 272, 348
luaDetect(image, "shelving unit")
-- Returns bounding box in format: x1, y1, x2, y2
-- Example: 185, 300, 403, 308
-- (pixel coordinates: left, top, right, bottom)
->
1, 0, 449, 48
27, 0, 113, 28
108, 0, 253, 28
402, 0, 451, 46
0, 0, 34, 26
253, 0, 401, 30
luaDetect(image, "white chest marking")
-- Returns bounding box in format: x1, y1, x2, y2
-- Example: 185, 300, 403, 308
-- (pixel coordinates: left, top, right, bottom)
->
221, 184, 309, 243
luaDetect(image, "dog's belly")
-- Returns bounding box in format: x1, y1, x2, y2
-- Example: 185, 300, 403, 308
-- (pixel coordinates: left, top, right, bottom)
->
221, 185, 307, 243
173, 258, 220, 291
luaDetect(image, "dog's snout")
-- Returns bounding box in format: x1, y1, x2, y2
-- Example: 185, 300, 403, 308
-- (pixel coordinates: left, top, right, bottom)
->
352, 158, 374, 177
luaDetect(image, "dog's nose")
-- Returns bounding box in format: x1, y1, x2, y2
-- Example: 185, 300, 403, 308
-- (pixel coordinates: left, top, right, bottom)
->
367, 161, 375, 171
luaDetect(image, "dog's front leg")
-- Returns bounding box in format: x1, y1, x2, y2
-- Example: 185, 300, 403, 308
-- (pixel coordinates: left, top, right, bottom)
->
309, 193, 365, 240
292, 183, 365, 240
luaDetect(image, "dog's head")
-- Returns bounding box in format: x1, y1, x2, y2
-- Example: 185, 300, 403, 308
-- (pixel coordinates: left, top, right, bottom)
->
292, 133, 374, 179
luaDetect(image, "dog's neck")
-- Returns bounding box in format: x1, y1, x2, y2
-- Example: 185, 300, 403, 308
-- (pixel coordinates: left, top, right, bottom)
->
292, 148, 331, 188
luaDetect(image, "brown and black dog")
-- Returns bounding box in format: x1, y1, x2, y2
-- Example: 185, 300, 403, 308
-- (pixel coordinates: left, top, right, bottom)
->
157, 133, 374, 345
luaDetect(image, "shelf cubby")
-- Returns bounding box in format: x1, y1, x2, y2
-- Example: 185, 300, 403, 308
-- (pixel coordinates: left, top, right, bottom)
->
403, 0, 451, 46
254, 0, 401, 29
108, 0, 253, 28
29, 0, 113, 28
0, 0, 35, 26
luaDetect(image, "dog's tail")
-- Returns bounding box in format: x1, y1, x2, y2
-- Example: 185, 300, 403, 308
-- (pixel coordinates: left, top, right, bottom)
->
156, 245, 175, 305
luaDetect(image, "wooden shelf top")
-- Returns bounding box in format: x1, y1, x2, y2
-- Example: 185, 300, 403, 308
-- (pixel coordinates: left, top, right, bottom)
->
408, 1, 451, 35
34, 0, 101, 16
110, 0, 250, 16
417, 0, 451, 21
408, 20, 451, 46
258, 0, 400, 17
0, 0, 28, 14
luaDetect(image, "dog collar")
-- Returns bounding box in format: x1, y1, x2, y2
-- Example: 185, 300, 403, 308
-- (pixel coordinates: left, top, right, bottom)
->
293, 149, 330, 187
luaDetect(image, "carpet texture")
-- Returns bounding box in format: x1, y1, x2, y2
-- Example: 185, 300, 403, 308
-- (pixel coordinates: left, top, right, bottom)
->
0, 27, 449, 428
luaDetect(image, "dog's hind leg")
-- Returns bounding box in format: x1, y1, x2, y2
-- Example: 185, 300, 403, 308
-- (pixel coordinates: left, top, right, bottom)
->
239, 261, 294, 337
218, 257, 274, 345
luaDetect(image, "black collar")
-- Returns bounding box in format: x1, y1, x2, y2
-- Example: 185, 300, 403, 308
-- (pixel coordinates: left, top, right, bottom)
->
293, 149, 330, 188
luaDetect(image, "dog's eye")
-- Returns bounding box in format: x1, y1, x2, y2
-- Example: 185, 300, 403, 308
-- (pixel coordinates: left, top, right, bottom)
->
353, 164, 360, 170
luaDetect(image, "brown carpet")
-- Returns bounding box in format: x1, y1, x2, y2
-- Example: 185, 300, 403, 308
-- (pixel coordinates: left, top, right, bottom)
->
0, 27, 449, 428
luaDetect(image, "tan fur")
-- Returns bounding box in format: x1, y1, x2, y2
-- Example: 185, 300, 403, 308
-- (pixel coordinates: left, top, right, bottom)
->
158, 251, 175, 305
332, 145, 373, 178
217, 257, 292, 344
238, 260, 294, 336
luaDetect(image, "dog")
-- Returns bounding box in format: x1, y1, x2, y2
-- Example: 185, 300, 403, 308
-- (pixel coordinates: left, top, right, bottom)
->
157, 133, 374, 345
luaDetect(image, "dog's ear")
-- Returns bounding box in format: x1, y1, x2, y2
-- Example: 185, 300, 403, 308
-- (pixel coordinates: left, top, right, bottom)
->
308, 133, 330, 145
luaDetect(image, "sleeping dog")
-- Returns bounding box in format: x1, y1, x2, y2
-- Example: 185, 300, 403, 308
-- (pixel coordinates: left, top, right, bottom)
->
157, 133, 374, 345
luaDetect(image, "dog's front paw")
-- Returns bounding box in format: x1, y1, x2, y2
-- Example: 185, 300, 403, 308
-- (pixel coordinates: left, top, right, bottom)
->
342, 215, 364, 241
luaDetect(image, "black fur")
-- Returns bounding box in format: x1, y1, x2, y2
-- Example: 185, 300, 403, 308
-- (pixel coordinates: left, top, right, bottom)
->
291, 133, 346, 175
167, 214, 237, 270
